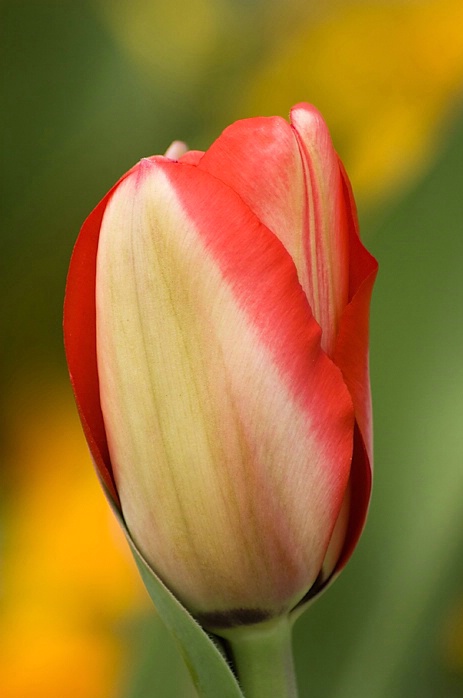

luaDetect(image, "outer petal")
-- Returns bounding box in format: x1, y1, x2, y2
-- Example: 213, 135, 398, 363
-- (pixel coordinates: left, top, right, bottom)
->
63, 159, 168, 505
95, 158, 355, 620
335, 162, 378, 461
333, 164, 378, 570
198, 103, 349, 357
64, 180, 128, 506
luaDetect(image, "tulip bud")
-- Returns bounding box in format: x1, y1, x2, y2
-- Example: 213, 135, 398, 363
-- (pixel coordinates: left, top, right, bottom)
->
64, 103, 377, 631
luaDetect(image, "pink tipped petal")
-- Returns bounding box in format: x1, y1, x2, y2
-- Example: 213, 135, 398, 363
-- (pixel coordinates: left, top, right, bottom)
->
96, 158, 355, 616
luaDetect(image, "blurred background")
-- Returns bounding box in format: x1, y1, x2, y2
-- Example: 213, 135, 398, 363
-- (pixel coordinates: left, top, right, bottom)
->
1, 0, 463, 696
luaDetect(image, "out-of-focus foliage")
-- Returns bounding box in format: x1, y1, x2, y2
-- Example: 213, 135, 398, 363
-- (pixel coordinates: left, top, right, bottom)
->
1, 0, 463, 696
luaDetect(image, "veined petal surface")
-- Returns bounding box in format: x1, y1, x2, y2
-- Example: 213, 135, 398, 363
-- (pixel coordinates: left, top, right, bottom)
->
95, 158, 354, 619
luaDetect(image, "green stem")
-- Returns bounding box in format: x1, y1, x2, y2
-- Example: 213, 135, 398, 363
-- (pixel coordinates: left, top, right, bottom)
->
221, 616, 299, 698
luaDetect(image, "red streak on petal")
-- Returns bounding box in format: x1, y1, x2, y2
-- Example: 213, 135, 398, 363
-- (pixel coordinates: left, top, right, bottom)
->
157, 160, 354, 500
63, 164, 141, 506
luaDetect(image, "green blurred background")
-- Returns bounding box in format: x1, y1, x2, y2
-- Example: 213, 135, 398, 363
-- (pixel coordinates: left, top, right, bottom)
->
2, 1, 463, 696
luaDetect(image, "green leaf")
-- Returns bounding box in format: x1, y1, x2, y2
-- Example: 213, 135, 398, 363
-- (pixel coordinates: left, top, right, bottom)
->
104, 487, 245, 698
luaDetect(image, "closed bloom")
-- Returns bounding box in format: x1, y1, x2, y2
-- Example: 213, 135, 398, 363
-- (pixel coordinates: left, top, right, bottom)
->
64, 104, 377, 629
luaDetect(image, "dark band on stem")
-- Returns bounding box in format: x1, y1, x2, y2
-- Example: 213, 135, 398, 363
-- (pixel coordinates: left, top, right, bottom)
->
196, 607, 273, 630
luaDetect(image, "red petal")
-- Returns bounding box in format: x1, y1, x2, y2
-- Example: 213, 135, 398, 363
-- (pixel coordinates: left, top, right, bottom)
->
63, 167, 139, 507
197, 115, 311, 286
199, 106, 350, 357
289, 103, 350, 356
335, 162, 378, 464
336, 424, 372, 571
179, 149, 204, 165
332, 163, 378, 567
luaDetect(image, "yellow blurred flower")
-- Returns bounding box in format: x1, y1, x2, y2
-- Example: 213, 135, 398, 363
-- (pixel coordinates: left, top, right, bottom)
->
0, 381, 148, 698
237, 0, 463, 206
95, 0, 463, 208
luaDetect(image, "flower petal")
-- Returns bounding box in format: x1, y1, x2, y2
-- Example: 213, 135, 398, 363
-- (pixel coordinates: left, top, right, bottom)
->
95, 157, 355, 618
179, 149, 204, 165
198, 104, 349, 356
290, 103, 350, 356
332, 164, 378, 570
336, 425, 372, 571
63, 173, 136, 507
335, 162, 378, 462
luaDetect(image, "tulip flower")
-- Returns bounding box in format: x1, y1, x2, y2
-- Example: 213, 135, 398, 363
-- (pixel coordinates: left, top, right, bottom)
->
64, 103, 377, 652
